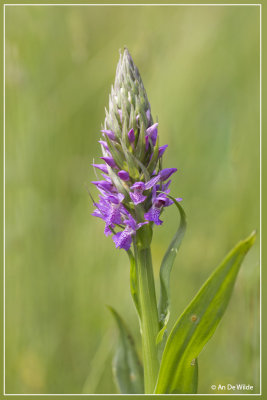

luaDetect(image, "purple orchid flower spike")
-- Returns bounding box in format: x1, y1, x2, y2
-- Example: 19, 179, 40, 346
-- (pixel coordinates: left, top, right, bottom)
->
91, 48, 182, 251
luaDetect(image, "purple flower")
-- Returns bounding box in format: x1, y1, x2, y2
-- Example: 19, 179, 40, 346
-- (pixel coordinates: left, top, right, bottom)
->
129, 175, 162, 205
101, 129, 116, 140
158, 145, 168, 158
91, 48, 182, 251
112, 228, 133, 250
92, 180, 115, 193
118, 170, 130, 181
92, 196, 115, 236
112, 215, 148, 250
91, 163, 109, 174
130, 182, 146, 205
98, 140, 109, 151
145, 123, 158, 150
144, 194, 173, 225
100, 156, 117, 168
128, 128, 135, 143
92, 192, 126, 237
159, 168, 177, 181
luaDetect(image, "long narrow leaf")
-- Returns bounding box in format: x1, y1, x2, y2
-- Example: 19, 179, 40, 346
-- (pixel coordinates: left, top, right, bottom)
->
127, 250, 141, 319
155, 231, 256, 394
157, 197, 186, 344
108, 307, 144, 394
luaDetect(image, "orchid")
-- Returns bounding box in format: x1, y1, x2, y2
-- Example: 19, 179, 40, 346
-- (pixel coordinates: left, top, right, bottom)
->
90, 48, 256, 394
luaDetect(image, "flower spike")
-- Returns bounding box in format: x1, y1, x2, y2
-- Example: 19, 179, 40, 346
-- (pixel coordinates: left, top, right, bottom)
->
91, 48, 181, 250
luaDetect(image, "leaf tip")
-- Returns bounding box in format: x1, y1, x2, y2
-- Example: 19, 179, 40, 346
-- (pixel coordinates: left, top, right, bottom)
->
243, 230, 257, 251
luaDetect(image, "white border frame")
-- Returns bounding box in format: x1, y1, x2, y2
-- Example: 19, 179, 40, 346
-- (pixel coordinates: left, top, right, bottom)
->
3, 2, 262, 397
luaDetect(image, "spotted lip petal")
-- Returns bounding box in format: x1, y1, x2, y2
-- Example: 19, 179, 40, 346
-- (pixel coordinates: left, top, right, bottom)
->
130, 182, 147, 205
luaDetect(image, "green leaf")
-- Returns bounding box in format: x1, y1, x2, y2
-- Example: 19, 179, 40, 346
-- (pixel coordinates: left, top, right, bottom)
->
120, 139, 139, 180
155, 231, 256, 394
157, 197, 187, 344
108, 307, 144, 394
104, 135, 125, 171
135, 121, 146, 163
127, 250, 141, 319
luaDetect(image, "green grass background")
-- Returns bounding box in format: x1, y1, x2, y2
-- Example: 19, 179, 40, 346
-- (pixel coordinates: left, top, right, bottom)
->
5, 4, 260, 394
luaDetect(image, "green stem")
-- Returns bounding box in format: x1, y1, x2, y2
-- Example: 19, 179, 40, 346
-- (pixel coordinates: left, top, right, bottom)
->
134, 235, 159, 394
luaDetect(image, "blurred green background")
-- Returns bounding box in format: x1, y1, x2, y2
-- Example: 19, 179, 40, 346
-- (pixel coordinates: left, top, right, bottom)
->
5, 4, 260, 395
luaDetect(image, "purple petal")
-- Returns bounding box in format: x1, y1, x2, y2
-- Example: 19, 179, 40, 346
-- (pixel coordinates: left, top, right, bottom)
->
106, 206, 123, 226
91, 163, 108, 174
123, 215, 137, 230
112, 229, 133, 251
151, 185, 157, 202
144, 207, 163, 225
101, 129, 116, 140
176, 197, 183, 202
161, 180, 171, 192
145, 175, 161, 190
136, 221, 149, 230
98, 140, 109, 150
131, 182, 145, 191
104, 225, 113, 237
130, 182, 147, 205
100, 156, 117, 168
118, 170, 130, 181
101, 173, 112, 183
158, 145, 168, 157
128, 128, 135, 143
106, 193, 124, 204
130, 192, 147, 205
146, 123, 158, 146
91, 209, 103, 219
159, 168, 177, 181
154, 196, 168, 208
92, 180, 115, 193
